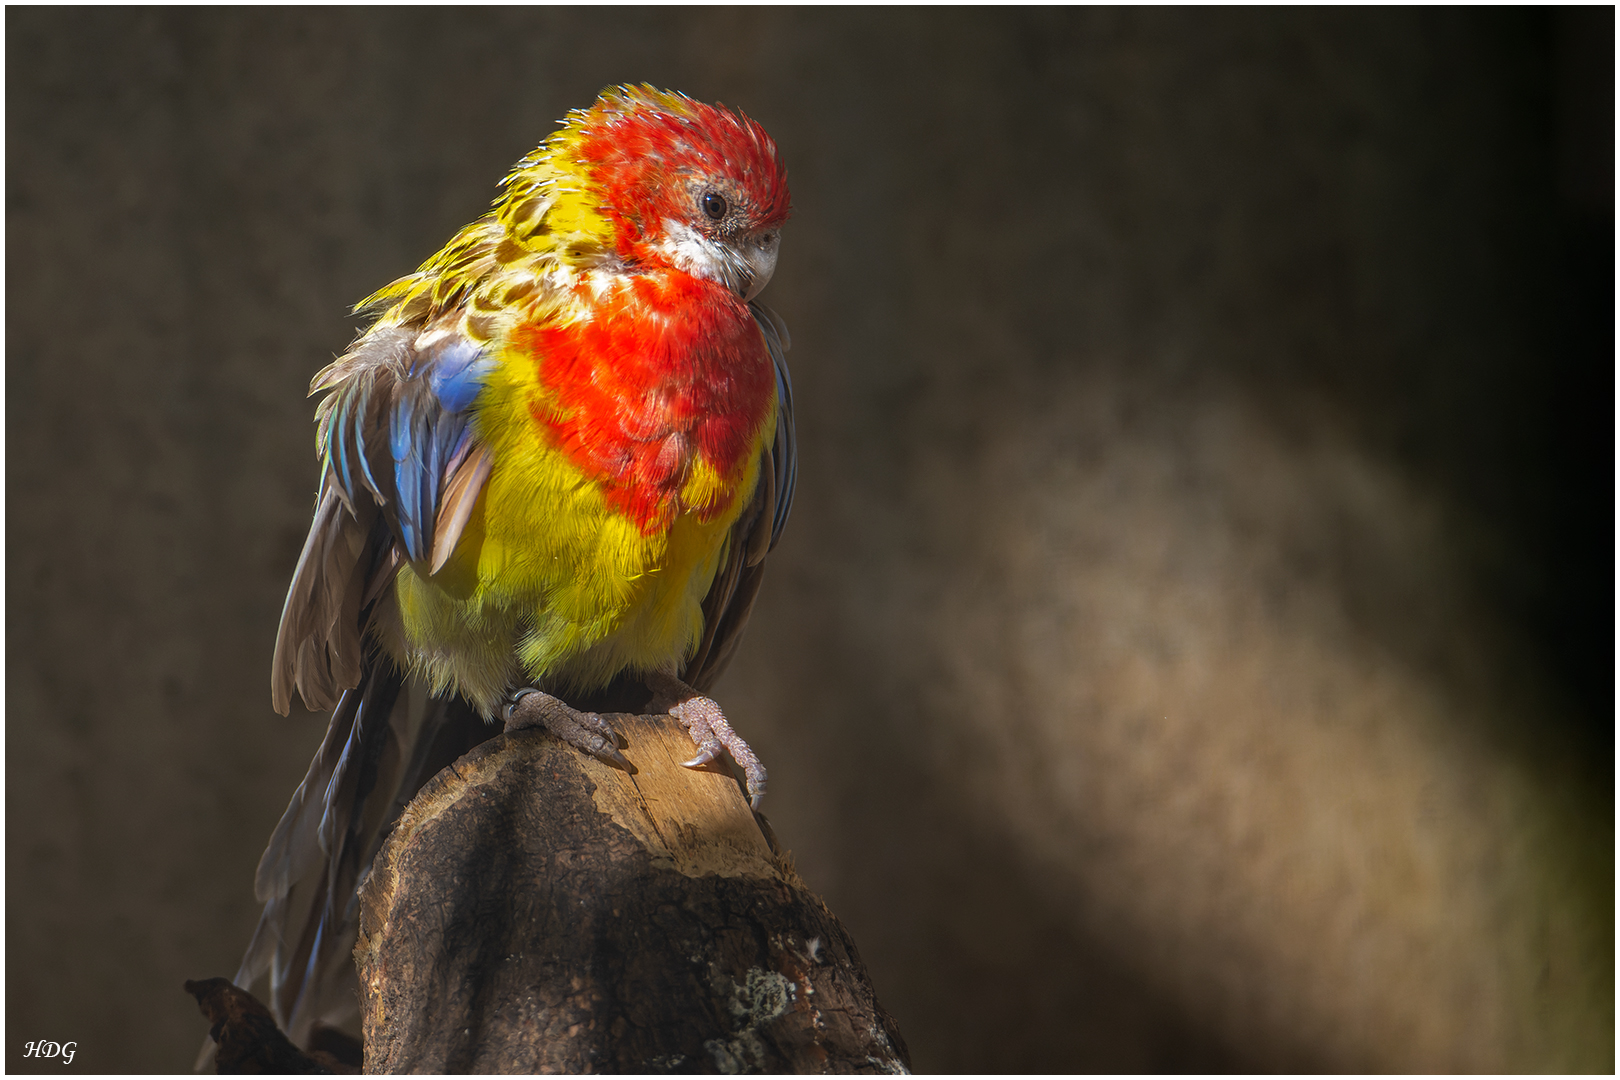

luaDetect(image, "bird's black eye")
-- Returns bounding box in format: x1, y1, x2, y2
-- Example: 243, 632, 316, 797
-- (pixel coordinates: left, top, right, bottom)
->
701, 191, 727, 221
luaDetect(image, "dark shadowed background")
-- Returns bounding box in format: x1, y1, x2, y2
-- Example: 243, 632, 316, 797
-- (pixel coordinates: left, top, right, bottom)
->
7, 7, 1613, 1073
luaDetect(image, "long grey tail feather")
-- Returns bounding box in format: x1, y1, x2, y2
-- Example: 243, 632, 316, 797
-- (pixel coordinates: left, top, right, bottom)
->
201, 656, 495, 1069
279, 660, 402, 1048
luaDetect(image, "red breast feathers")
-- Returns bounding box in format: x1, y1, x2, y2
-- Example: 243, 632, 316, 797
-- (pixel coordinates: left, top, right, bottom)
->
516, 86, 792, 535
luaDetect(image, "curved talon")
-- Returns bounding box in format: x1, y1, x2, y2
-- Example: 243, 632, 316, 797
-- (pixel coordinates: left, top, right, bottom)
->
503, 687, 540, 722
653, 675, 768, 808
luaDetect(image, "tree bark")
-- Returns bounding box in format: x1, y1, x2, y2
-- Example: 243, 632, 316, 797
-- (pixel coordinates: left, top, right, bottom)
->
353, 712, 911, 1073
186, 978, 357, 1074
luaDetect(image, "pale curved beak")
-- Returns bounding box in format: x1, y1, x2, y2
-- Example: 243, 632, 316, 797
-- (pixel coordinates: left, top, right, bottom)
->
739, 233, 780, 302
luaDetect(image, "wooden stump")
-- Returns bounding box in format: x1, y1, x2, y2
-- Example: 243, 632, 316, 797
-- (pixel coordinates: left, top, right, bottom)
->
354, 713, 911, 1073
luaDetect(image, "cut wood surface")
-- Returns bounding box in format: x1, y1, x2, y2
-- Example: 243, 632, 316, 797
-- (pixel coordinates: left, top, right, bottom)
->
354, 712, 911, 1073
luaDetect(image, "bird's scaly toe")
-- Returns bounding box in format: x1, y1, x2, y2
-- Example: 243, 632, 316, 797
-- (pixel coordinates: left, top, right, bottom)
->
649, 674, 767, 809
504, 688, 632, 771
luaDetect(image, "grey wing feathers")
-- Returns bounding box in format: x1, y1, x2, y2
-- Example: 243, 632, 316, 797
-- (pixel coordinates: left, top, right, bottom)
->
753, 302, 796, 551
681, 304, 797, 693
270, 488, 387, 715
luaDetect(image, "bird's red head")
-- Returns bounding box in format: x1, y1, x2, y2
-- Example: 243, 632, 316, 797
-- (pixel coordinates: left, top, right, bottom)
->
568, 86, 791, 284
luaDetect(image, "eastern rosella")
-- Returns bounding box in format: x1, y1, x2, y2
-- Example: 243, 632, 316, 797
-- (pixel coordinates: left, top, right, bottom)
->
231, 85, 795, 1047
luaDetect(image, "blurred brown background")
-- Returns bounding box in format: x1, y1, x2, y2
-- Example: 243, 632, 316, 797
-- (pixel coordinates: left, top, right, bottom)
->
7, 8, 1613, 1073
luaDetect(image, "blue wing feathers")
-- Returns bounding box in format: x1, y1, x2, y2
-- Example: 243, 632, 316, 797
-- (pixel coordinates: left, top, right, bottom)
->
354, 402, 382, 503
444, 426, 473, 478
331, 390, 357, 503
428, 338, 494, 412
390, 397, 423, 560
388, 396, 415, 466
313, 328, 493, 569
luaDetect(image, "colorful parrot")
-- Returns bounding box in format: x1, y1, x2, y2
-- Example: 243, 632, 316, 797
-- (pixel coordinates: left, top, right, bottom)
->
228, 85, 795, 1050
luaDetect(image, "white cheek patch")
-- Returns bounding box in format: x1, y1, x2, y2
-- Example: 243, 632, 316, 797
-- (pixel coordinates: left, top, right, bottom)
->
653, 220, 734, 288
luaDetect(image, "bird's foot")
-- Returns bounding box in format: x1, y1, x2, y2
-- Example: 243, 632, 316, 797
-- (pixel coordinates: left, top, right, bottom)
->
503, 688, 632, 771
646, 672, 767, 808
